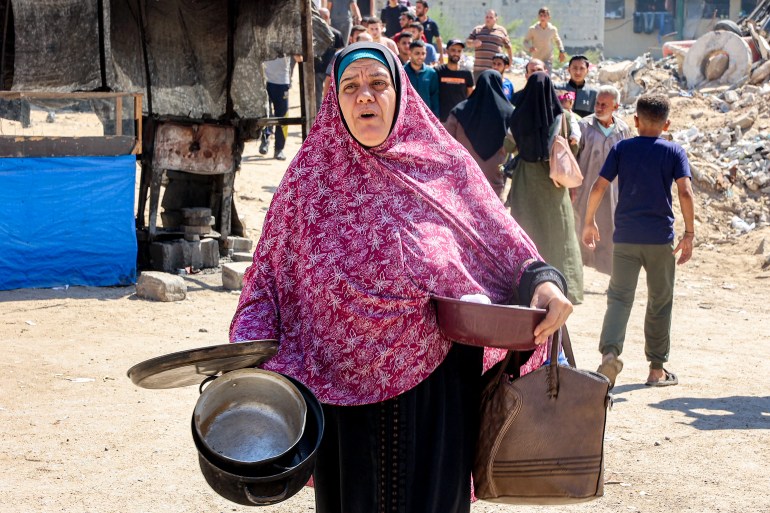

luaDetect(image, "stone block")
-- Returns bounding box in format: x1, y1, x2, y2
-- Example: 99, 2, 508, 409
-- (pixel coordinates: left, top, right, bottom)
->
730, 112, 755, 130
136, 271, 187, 302
150, 239, 220, 272
222, 261, 251, 290
201, 238, 220, 268
723, 90, 740, 104
182, 240, 203, 269
184, 224, 212, 236
224, 236, 253, 253
181, 207, 212, 220
231, 252, 253, 262
149, 240, 185, 273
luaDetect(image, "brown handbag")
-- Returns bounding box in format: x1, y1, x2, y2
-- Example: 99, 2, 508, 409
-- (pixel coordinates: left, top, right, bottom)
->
473, 327, 612, 505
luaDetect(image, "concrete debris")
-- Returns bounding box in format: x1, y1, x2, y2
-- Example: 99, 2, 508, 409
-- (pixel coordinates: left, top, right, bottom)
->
222, 261, 251, 291
704, 52, 730, 81
683, 31, 753, 89
756, 238, 766, 255
750, 60, 770, 84
731, 215, 756, 233
598, 60, 636, 84
136, 271, 187, 302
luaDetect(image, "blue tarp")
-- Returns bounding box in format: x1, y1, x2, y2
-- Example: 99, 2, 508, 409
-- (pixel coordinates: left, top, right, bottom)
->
0, 155, 137, 290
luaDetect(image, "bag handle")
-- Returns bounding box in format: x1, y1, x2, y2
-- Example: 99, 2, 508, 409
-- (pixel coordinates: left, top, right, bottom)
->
560, 112, 569, 139
481, 324, 576, 400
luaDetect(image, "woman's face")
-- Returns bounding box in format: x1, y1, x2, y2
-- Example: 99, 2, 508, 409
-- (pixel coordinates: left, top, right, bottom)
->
338, 59, 397, 147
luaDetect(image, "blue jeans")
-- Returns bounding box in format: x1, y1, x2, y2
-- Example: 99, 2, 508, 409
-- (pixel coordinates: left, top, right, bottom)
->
263, 82, 290, 152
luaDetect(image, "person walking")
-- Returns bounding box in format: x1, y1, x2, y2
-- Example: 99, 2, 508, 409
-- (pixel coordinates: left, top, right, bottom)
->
380, 0, 408, 37
231, 41, 573, 513
465, 9, 512, 82
506, 71, 584, 304
260, 56, 293, 161
407, 22, 438, 65
444, 70, 512, 200
573, 85, 632, 275
558, 54, 597, 118
491, 53, 514, 101
396, 32, 414, 65
522, 6, 566, 74
435, 39, 474, 123
583, 93, 694, 388
315, 8, 345, 113
366, 16, 399, 55
415, 0, 443, 63
329, 0, 362, 45
404, 40, 439, 117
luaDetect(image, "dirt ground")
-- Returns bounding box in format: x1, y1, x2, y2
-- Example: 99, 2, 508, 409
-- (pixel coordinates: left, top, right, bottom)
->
2, 73, 769, 513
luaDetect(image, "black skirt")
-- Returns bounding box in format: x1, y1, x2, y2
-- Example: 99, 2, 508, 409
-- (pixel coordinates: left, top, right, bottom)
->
313, 343, 484, 513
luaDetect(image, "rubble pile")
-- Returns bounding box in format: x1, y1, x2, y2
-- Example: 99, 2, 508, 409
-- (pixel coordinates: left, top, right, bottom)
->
595, 45, 770, 243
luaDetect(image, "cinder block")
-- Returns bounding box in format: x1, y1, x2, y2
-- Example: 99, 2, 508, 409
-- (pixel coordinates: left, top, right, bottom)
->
149, 241, 184, 273
136, 271, 187, 302
201, 238, 220, 268
222, 261, 251, 290
182, 240, 203, 269
231, 251, 253, 262
150, 239, 220, 272
224, 236, 253, 253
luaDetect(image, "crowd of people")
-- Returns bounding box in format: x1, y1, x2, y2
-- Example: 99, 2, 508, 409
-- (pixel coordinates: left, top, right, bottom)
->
238, 4, 696, 512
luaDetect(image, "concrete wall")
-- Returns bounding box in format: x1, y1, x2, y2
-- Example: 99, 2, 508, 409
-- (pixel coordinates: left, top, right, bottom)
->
429, 0, 604, 53
604, 0, 743, 59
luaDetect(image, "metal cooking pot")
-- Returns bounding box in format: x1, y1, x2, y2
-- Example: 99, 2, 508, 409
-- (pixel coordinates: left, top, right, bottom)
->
193, 369, 307, 471
193, 376, 324, 506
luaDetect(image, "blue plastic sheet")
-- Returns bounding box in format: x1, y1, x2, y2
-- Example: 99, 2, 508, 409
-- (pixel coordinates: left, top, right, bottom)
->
0, 155, 137, 290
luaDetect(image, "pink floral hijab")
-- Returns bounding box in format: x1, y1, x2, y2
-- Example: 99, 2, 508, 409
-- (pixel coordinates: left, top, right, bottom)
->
230, 43, 547, 405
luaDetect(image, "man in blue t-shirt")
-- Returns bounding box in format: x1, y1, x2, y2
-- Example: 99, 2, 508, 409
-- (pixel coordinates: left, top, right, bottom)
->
582, 94, 695, 389
491, 53, 513, 101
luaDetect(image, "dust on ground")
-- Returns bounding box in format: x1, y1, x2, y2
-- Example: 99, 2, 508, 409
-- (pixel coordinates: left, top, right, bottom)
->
1, 64, 769, 513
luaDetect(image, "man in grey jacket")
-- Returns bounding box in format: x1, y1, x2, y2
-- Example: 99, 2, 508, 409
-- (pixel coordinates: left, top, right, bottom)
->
574, 85, 632, 274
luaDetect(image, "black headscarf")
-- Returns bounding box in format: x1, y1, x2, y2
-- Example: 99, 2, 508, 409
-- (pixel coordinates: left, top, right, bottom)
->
510, 71, 563, 163
332, 42, 402, 146
450, 69, 514, 161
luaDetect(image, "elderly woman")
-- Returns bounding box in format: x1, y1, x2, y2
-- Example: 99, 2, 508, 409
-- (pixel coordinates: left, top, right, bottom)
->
506, 71, 584, 304
444, 69, 513, 201
230, 43, 572, 513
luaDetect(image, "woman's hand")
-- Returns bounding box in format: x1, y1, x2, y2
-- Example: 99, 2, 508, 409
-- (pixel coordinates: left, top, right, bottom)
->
530, 281, 573, 345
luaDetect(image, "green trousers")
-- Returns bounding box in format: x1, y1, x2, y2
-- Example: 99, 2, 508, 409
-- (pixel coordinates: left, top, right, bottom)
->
598, 243, 675, 370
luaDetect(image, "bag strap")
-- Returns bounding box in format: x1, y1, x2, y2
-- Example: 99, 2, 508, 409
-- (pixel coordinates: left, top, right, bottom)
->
483, 324, 576, 400
561, 112, 568, 138
546, 325, 579, 398
561, 326, 577, 367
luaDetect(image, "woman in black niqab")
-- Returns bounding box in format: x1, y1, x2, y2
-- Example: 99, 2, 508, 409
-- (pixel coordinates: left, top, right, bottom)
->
509, 71, 563, 162
506, 70, 584, 304
444, 69, 513, 201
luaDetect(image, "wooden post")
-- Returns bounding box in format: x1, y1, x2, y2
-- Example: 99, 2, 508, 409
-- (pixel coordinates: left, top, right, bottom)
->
116, 96, 123, 136
300, 0, 316, 139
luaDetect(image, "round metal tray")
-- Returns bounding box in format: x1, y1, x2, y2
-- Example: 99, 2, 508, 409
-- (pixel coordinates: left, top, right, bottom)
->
127, 340, 279, 389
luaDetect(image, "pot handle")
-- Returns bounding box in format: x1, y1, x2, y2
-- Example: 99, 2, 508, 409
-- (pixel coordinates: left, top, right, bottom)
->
198, 374, 218, 395
244, 481, 290, 505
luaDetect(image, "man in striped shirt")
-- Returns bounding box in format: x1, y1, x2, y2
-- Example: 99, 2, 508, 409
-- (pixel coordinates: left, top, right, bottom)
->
466, 9, 512, 82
